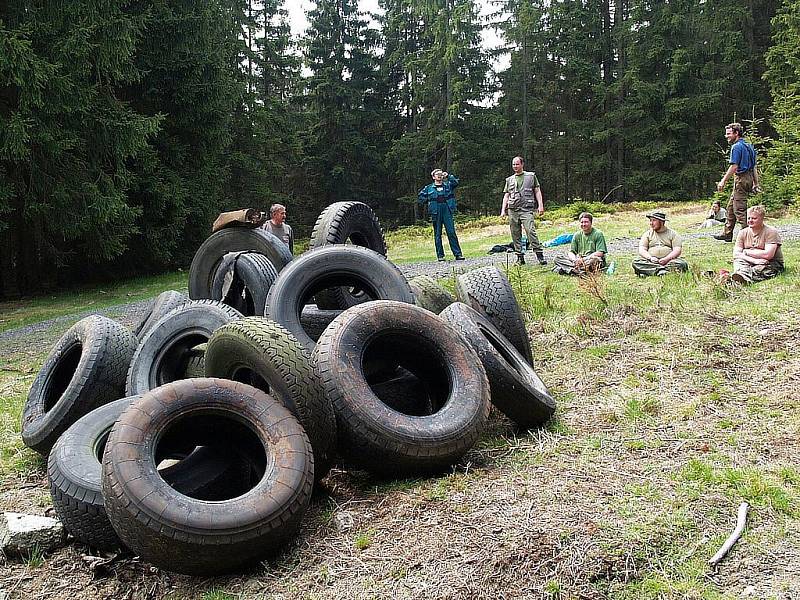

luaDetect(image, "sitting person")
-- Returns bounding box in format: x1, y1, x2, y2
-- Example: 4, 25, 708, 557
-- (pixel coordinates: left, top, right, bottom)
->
632, 211, 688, 276
700, 200, 727, 229
552, 212, 607, 275
730, 205, 784, 284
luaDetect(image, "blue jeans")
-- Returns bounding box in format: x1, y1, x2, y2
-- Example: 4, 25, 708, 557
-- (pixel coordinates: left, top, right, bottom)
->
432, 204, 462, 259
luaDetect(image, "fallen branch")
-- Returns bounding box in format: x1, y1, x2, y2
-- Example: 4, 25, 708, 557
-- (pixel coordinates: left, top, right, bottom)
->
709, 502, 749, 567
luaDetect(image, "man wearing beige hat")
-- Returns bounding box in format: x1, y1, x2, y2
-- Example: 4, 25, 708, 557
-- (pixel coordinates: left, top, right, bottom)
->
632, 211, 688, 276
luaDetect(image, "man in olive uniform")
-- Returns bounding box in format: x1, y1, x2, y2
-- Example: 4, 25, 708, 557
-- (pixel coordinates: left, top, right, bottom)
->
632, 211, 688, 276
552, 212, 607, 275
730, 205, 784, 284
500, 156, 547, 265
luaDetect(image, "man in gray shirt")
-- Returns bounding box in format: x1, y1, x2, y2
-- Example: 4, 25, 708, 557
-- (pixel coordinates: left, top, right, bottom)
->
262, 203, 293, 254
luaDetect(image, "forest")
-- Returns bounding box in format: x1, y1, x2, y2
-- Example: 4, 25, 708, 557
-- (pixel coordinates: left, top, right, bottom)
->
1, 0, 799, 298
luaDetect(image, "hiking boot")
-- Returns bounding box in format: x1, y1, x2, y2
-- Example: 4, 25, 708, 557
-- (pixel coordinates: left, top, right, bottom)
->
455, 256, 465, 261
536, 252, 548, 265
713, 233, 733, 242
437, 257, 446, 262
731, 272, 747, 285
516, 253, 526, 265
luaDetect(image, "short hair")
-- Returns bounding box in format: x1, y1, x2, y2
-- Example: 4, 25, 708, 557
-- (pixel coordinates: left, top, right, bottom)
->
270, 203, 286, 216
726, 122, 744, 136
747, 204, 766, 217
512, 156, 525, 165
712, 200, 721, 207
579, 212, 593, 222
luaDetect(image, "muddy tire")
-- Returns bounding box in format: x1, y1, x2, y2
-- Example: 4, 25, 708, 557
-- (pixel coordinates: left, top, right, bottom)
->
133, 291, 188, 340
265, 245, 413, 350
102, 378, 313, 575
210, 251, 278, 316
440, 302, 555, 428
189, 228, 292, 300
125, 300, 242, 396
205, 317, 336, 481
308, 202, 387, 309
455, 266, 533, 365
409, 275, 455, 314
300, 305, 342, 343
22, 316, 137, 456
313, 301, 490, 474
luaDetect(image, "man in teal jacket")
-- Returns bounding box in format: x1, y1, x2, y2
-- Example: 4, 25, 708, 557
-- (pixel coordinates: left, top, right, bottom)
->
418, 169, 465, 261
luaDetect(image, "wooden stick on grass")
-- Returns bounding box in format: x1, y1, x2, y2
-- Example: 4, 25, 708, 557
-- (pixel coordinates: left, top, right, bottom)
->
709, 502, 749, 567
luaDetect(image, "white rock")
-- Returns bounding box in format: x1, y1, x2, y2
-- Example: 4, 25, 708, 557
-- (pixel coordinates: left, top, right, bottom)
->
334, 511, 354, 531
0, 512, 66, 556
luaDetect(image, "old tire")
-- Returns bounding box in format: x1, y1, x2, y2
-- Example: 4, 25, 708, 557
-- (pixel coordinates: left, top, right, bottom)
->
409, 275, 455, 314
265, 245, 413, 350
205, 317, 336, 481
188, 228, 292, 300
313, 301, 490, 474
440, 302, 555, 428
22, 315, 137, 456
102, 378, 313, 575
133, 291, 188, 340
308, 202, 387, 309
125, 300, 242, 396
210, 251, 278, 316
455, 266, 533, 365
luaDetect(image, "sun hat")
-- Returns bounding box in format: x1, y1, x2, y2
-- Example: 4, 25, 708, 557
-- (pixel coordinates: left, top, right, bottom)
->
646, 210, 668, 221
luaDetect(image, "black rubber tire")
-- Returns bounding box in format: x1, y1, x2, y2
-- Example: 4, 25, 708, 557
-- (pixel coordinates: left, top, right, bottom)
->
102, 378, 313, 576
300, 305, 342, 343
188, 228, 292, 300
125, 300, 242, 396
308, 202, 387, 309
369, 367, 435, 416
265, 245, 414, 350
48, 394, 256, 550
312, 301, 490, 474
205, 317, 337, 481
132, 291, 188, 340
455, 266, 533, 365
210, 251, 278, 316
440, 302, 555, 429
21, 315, 137, 456
182, 348, 206, 378
409, 275, 455, 314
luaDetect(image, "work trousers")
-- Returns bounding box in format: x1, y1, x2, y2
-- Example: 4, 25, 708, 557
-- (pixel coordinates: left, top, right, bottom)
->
509, 209, 543, 254
552, 254, 604, 275
732, 258, 782, 283
432, 204, 463, 260
631, 258, 689, 276
723, 171, 754, 237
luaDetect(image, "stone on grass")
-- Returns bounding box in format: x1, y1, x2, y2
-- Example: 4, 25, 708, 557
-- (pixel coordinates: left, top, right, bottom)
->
0, 512, 65, 556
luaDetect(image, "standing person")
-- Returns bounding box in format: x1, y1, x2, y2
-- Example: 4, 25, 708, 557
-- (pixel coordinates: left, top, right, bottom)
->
730, 205, 784, 284
552, 212, 607, 275
262, 203, 294, 254
715, 122, 760, 242
700, 200, 727, 229
500, 156, 547, 265
417, 169, 464, 262
631, 211, 688, 276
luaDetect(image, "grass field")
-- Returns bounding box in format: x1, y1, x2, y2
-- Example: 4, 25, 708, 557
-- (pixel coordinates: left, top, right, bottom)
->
0, 201, 798, 599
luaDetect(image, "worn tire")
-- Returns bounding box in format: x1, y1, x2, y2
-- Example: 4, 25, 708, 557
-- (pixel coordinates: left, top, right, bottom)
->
440, 302, 555, 428
133, 291, 189, 340
205, 317, 336, 481
125, 300, 242, 396
409, 275, 455, 314
102, 378, 313, 575
300, 305, 342, 343
308, 202, 387, 309
210, 251, 278, 316
188, 228, 292, 300
22, 316, 137, 456
455, 266, 533, 365
313, 301, 490, 474
265, 245, 414, 350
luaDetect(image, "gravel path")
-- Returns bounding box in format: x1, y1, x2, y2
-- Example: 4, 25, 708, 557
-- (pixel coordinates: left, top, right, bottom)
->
3, 223, 799, 358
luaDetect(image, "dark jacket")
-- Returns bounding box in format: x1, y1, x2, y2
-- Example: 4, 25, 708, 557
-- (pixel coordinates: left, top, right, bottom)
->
417, 174, 459, 216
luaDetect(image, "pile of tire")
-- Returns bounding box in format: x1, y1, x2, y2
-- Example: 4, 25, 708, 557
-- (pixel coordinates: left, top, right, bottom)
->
20, 201, 556, 576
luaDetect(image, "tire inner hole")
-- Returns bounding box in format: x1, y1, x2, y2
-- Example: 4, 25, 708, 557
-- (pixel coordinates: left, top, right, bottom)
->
44, 343, 82, 412
363, 330, 450, 416
154, 412, 268, 501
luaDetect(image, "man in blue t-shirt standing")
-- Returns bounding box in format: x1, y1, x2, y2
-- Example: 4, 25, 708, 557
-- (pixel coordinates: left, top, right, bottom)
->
714, 122, 761, 242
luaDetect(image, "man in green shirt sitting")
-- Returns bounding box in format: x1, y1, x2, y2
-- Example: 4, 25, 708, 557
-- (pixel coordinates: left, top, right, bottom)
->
552, 212, 608, 275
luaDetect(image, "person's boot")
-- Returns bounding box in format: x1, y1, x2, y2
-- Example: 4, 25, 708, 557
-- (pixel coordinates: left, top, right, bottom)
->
516, 252, 526, 265
713, 232, 733, 242
536, 251, 548, 265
